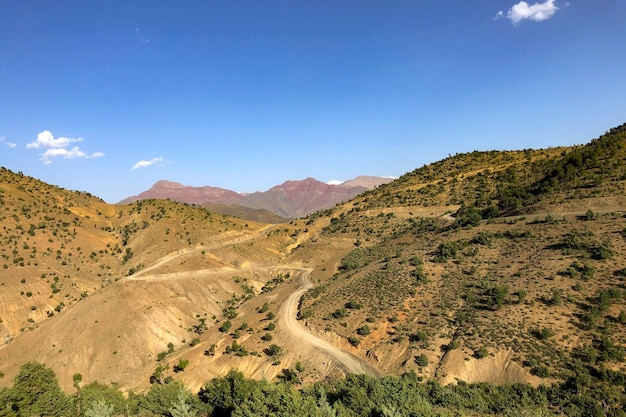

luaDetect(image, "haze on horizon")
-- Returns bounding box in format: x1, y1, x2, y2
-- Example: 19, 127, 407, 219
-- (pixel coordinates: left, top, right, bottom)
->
1, 1, 625, 203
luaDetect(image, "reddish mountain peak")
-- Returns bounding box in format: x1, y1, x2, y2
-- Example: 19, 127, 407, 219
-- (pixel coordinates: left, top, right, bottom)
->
277, 177, 320, 186
127, 180, 243, 205
150, 180, 186, 190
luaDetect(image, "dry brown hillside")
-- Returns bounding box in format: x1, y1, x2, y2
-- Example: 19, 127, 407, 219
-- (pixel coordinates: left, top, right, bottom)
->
1, 123, 626, 394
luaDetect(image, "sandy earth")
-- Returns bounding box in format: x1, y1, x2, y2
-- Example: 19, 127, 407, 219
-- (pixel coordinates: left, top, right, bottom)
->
127, 228, 381, 379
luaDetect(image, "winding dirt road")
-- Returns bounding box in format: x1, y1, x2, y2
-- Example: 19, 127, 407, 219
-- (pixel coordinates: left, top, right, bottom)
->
280, 269, 382, 376
124, 226, 380, 377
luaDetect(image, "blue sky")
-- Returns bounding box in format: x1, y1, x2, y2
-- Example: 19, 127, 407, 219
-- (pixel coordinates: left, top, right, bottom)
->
1, 1, 625, 203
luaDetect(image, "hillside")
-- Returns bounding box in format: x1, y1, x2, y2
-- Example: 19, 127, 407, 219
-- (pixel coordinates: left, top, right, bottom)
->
296, 123, 626, 386
0, 170, 296, 389
1, 123, 626, 404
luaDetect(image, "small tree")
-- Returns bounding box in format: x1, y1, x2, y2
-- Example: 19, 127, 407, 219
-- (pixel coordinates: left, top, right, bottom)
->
174, 359, 189, 373
169, 392, 196, 417
85, 399, 114, 417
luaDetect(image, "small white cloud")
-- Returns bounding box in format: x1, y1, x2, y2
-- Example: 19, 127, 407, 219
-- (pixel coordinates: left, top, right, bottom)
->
131, 157, 164, 170
327, 179, 344, 185
40, 147, 105, 165
0, 136, 17, 148
26, 130, 82, 149
499, 0, 560, 24
26, 130, 104, 164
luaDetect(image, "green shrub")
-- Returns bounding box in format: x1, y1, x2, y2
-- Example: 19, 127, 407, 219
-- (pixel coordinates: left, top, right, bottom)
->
218, 321, 232, 333
356, 325, 371, 336
415, 354, 429, 367
474, 347, 489, 359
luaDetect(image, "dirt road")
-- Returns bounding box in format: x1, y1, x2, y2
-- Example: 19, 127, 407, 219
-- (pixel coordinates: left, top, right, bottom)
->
130, 224, 275, 278
280, 269, 382, 376
124, 227, 380, 376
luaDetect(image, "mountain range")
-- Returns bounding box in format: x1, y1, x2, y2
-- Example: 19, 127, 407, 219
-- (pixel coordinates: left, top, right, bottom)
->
119, 176, 394, 218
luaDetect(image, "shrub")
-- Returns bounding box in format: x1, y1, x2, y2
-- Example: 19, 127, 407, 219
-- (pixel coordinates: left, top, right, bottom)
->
474, 347, 489, 359
591, 241, 615, 260
348, 337, 360, 347
415, 354, 429, 367
331, 308, 348, 319
356, 325, 371, 336
533, 327, 554, 340
264, 344, 282, 357
173, 359, 189, 373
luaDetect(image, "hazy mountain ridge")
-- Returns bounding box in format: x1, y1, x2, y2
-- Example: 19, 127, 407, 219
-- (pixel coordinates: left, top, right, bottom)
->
119, 176, 393, 218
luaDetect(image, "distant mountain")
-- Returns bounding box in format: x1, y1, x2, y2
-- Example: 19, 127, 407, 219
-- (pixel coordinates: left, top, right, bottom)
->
118, 180, 243, 205
119, 176, 394, 218
340, 175, 396, 189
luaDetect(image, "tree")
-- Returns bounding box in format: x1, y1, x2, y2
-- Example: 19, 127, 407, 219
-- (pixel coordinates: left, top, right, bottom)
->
198, 370, 256, 417
169, 392, 197, 417
10, 362, 71, 417
79, 381, 127, 416
84, 399, 114, 417
142, 381, 197, 417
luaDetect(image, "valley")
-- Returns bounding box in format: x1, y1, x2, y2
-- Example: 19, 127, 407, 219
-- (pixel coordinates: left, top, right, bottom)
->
1, 123, 626, 415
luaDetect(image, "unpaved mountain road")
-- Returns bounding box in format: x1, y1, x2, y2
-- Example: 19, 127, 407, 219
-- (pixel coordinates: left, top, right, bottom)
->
124, 226, 380, 377
130, 224, 276, 278
280, 269, 382, 377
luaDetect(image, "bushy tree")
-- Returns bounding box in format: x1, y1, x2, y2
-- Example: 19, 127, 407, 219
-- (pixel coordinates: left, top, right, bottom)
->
79, 381, 127, 416
142, 381, 198, 417
9, 362, 71, 417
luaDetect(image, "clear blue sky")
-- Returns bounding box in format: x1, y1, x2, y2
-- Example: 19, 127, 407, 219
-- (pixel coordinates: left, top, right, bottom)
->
1, 1, 625, 203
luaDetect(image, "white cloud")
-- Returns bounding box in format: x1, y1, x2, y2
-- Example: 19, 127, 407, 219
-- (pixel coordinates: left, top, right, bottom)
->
131, 157, 164, 170
327, 179, 344, 185
0, 136, 17, 148
40, 147, 104, 165
498, 0, 560, 24
26, 130, 104, 164
26, 130, 82, 149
